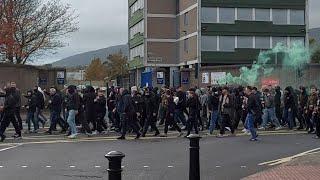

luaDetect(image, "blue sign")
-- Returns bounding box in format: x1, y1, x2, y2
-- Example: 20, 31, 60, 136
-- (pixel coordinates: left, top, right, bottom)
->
57, 78, 65, 85
181, 72, 190, 84
157, 78, 164, 84
39, 78, 47, 85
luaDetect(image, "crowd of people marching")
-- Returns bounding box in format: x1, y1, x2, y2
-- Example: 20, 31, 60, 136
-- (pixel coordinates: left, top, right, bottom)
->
0, 81, 320, 142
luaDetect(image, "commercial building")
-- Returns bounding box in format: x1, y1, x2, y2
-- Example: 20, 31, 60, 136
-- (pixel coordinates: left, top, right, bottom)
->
128, 0, 308, 88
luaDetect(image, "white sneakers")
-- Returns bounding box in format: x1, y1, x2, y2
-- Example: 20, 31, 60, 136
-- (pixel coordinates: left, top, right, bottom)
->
68, 133, 78, 139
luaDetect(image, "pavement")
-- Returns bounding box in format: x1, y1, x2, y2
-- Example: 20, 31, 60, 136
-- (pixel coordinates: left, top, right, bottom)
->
0, 125, 319, 180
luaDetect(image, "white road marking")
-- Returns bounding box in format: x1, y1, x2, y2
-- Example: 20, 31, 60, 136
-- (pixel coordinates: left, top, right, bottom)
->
21, 165, 28, 168
143, 166, 149, 168
94, 166, 101, 168
45, 166, 52, 168
168, 166, 173, 168
259, 147, 320, 166
241, 166, 247, 168
215, 166, 221, 168
121, 166, 125, 168
69, 166, 76, 168
0, 145, 21, 152
0, 166, 3, 168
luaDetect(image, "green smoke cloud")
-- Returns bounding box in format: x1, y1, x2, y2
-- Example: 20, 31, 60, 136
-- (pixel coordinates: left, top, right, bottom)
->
218, 41, 311, 86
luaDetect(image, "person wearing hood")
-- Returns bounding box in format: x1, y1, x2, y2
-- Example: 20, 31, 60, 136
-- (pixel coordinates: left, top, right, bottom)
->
185, 88, 200, 137
117, 88, 141, 140
65, 85, 80, 138
33, 86, 47, 129
10, 82, 23, 130
141, 88, 160, 137
0, 88, 5, 122
298, 86, 308, 130
174, 86, 187, 129
83, 86, 97, 134
274, 86, 283, 125
94, 89, 107, 134
0, 87, 22, 142
24, 90, 37, 133
283, 87, 295, 130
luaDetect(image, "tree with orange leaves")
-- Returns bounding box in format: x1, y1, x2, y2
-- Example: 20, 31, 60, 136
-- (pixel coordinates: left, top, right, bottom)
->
0, 0, 78, 64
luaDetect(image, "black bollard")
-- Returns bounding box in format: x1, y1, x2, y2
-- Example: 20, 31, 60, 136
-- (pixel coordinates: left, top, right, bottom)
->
105, 151, 125, 180
187, 134, 202, 180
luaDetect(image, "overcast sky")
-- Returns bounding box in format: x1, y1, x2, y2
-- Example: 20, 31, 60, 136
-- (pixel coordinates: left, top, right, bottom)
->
41, 0, 320, 64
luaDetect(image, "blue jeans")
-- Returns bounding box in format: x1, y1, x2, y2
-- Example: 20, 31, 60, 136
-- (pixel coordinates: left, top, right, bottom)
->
283, 108, 294, 129
261, 108, 281, 128
26, 111, 37, 131
209, 110, 219, 134
246, 113, 257, 139
174, 109, 187, 126
67, 110, 77, 135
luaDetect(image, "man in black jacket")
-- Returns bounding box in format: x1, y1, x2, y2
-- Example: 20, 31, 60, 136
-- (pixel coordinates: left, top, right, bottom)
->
0, 87, 22, 142
208, 87, 220, 134
185, 88, 200, 137
245, 86, 259, 141
33, 86, 47, 129
117, 88, 141, 140
217, 87, 235, 137
174, 87, 187, 129
45, 88, 66, 134
10, 82, 23, 130
141, 88, 160, 137
24, 90, 37, 133
83, 86, 97, 134
94, 89, 107, 134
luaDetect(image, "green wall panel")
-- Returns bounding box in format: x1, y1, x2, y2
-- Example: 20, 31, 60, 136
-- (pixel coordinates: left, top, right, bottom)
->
201, 0, 305, 9
202, 21, 306, 37
129, 0, 138, 7
129, 33, 144, 49
129, 56, 144, 70
202, 49, 262, 64
129, 9, 144, 28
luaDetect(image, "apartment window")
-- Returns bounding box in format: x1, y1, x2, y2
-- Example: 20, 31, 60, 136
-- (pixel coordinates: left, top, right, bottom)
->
255, 36, 270, 49
272, 9, 287, 24
130, 0, 144, 17
273, 37, 287, 47
237, 8, 253, 21
201, 7, 217, 23
184, 38, 189, 52
290, 10, 305, 25
129, 20, 144, 39
219, 36, 235, 51
290, 37, 305, 45
237, 36, 253, 48
201, 36, 217, 51
130, 44, 144, 61
184, 12, 189, 26
219, 8, 235, 23
255, 9, 270, 21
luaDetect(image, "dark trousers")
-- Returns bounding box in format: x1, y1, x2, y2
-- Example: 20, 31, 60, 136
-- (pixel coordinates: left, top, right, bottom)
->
297, 108, 305, 128
96, 115, 107, 133
85, 110, 96, 131
233, 109, 243, 129
306, 111, 314, 131
14, 107, 23, 130
164, 113, 181, 134
142, 114, 159, 135
49, 111, 66, 132
0, 112, 21, 136
220, 114, 235, 135
186, 115, 199, 135
315, 115, 320, 137
121, 113, 140, 137
79, 111, 91, 134
275, 105, 283, 124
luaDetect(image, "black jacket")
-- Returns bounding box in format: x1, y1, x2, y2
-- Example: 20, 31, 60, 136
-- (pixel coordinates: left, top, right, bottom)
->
34, 90, 45, 109
95, 95, 107, 118
187, 95, 200, 117
143, 93, 157, 116
66, 93, 80, 111
208, 94, 219, 111
247, 94, 259, 115
175, 91, 186, 110
25, 94, 37, 113
83, 92, 96, 112
49, 93, 62, 112
4, 92, 16, 115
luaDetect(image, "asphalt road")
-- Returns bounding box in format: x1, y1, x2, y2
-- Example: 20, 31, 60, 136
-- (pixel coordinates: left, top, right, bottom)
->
0, 131, 319, 180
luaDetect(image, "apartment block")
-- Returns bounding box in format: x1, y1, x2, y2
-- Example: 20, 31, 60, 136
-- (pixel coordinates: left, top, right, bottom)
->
128, 0, 308, 88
